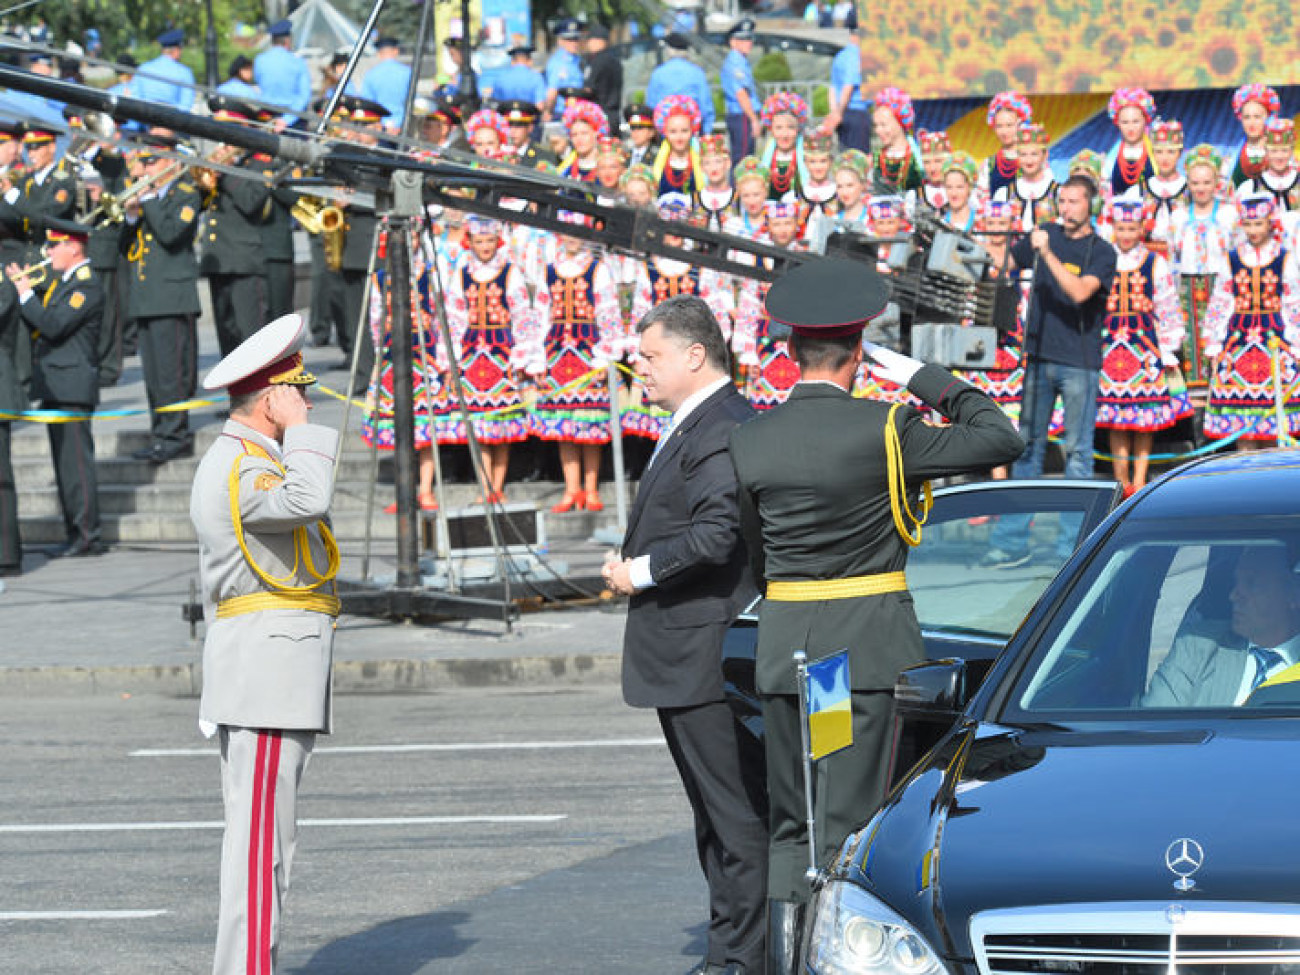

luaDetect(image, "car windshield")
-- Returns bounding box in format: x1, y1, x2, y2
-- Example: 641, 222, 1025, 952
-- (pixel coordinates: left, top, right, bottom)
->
1001, 516, 1300, 719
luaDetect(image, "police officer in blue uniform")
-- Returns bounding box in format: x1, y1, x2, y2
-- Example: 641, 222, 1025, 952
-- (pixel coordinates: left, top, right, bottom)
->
254, 20, 311, 126
544, 18, 586, 122
360, 37, 412, 132
823, 31, 871, 153
645, 33, 715, 133
135, 29, 197, 111
721, 19, 761, 165
486, 44, 546, 110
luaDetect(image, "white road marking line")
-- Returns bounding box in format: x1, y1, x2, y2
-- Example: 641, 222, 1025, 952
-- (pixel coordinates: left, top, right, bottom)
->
0, 815, 566, 834
0, 910, 168, 921
131, 737, 665, 758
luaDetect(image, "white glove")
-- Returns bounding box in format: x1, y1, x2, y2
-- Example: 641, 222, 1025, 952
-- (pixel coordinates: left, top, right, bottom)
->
863, 341, 924, 387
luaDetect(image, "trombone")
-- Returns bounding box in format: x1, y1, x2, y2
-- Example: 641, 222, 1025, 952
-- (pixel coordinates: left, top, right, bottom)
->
84, 159, 187, 225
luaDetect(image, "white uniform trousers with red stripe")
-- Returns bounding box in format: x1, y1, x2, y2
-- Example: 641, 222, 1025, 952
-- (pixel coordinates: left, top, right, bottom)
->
213, 727, 315, 975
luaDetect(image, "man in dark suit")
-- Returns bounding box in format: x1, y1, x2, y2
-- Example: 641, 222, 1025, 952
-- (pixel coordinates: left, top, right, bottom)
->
9, 218, 105, 556
729, 258, 1024, 973
604, 294, 767, 975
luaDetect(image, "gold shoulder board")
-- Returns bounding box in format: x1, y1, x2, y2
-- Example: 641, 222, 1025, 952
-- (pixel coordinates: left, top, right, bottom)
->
76, 266, 92, 281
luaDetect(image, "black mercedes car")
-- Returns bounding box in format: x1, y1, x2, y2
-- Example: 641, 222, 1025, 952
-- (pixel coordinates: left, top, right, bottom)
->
801, 450, 1300, 975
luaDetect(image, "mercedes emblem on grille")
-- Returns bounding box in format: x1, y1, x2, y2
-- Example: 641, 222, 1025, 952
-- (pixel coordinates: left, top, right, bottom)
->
1165, 838, 1205, 891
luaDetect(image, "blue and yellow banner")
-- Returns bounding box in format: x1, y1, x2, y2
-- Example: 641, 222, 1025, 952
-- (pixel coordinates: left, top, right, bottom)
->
805, 650, 853, 761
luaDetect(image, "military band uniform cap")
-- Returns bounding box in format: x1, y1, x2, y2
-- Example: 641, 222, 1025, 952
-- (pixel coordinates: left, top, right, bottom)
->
432, 94, 463, 123
376, 36, 401, 50
343, 95, 390, 123
0, 119, 24, 140
764, 257, 891, 337
130, 131, 181, 159
664, 33, 690, 50
727, 18, 757, 40
268, 19, 293, 39
43, 216, 92, 245
556, 18, 585, 40
507, 43, 536, 56
500, 99, 539, 124
156, 28, 185, 48
22, 125, 62, 145
556, 85, 592, 101
624, 104, 656, 126
203, 313, 317, 395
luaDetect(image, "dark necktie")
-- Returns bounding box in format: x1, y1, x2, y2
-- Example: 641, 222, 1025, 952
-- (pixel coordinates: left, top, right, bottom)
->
1249, 645, 1286, 691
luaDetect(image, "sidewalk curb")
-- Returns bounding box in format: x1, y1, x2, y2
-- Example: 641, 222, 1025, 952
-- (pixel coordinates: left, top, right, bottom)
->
0, 653, 623, 697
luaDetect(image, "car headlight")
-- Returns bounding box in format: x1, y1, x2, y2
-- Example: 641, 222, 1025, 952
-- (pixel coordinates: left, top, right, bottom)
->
805, 881, 947, 975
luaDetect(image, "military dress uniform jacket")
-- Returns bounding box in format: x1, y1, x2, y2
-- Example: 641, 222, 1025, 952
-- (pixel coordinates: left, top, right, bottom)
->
191, 419, 340, 732
15, 161, 76, 252
621, 383, 758, 709
340, 204, 377, 272
730, 365, 1024, 695
20, 264, 104, 406
199, 173, 270, 276
127, 180, 203, 320
0, 276, 22, 412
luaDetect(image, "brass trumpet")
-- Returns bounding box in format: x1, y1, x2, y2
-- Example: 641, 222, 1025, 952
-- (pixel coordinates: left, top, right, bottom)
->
8, 258, 51, 287
291, 196, 347, 271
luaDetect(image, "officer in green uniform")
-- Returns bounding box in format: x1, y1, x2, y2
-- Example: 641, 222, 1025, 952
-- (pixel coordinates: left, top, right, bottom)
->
499, 100, 555, 166
0, 185, 25, 574
77, 131, 130, 387
256, 139, 299, 321
306, 97, 352, 349
334, 96, 386, 394
124, 135, 203, 464
729, 258, 1024, 973
200, 96, 270, 357
9, 218, 106, 557
12, 124, 77, 396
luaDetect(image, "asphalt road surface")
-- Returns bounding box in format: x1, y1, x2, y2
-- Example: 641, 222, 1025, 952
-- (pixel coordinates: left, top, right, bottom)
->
0, 688, 716, 974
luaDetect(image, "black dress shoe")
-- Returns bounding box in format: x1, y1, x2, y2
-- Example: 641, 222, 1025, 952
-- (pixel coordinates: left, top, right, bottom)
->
148, 442, 194, 465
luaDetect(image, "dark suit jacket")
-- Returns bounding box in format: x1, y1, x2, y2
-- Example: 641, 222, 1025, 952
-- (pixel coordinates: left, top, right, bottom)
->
20, 263, 104, 407
730, 365, 1024, 694
621, 381, 757, 709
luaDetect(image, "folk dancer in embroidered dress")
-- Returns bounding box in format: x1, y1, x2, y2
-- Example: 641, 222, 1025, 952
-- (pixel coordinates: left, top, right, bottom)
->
651, 94, 706, 201
696, 134, 736, 231
854, 196, 916, 403
831, 149, 871, 230
1237, 118, 1300, 227
1225, 84, 1279, 191
1104, 87, 1157, 200
465, 108, 510, 160
919, 129, 951, 211
799, 131, 839, 241
994, 122, 1058, 234
1095, 199, 1190, 494
724, 156, 771, 245
939, 151, 981, 234
361, 222, 445, 514
982, 91, 1032, 200
557, 99, 606, 183
1170, 145, 1238, 385
1201, 193, 1300, 449
438, 215, 537, 501
593, 136, 627, 207
870, 86, 923, 208
966, 199, 1029, 477
1144, 119, 1190, 257
733, 199, 806, 411
528, 214, 622, 513
759, 91, 810, 203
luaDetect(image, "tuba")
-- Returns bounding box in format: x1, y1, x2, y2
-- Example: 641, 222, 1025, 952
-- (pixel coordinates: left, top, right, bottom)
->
291, 196, 347, 271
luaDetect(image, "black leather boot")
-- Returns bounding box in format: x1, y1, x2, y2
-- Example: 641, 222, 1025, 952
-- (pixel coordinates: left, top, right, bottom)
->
767, 899, 804, 975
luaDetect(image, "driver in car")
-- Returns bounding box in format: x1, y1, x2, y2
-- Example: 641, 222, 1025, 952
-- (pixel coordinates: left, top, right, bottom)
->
1144, 545, 1300, 707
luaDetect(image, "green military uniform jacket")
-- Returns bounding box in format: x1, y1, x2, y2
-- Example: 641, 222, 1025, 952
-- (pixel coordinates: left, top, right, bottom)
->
15, 159, 76, 254
730, 365, 1024, 695
87, 150, 128, 271
253, 155, 297, 264
19, 261, 105, 406
127, 178, 203, 320
199, 171, 270, 276
0, 275, 22, 414
340, 203, 376, 272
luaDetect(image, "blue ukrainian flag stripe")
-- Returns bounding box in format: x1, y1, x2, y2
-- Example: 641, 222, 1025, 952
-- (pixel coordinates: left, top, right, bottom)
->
806, 650, 852, 761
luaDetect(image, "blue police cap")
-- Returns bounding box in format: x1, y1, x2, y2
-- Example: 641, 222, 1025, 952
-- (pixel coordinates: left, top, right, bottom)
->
269, 19, 293, 39
157, 28, 185, 47
727, 18, 756, 40
556, 18, 585, 40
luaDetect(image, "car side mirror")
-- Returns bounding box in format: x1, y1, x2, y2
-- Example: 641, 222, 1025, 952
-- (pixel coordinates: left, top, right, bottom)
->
895, 658, 968, 717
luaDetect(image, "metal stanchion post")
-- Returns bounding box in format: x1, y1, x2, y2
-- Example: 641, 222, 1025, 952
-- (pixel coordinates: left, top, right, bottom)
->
794, 650, 819, 882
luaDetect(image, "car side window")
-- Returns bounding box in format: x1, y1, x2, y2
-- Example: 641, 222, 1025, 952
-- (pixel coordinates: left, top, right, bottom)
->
1146, 545, 1212, 688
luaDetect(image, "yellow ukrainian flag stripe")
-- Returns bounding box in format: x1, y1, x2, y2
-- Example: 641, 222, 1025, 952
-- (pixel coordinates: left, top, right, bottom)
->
808, 700, 853, 760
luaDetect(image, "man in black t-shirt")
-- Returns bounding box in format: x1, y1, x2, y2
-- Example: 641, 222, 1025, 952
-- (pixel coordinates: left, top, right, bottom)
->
984, 175, 1117, 568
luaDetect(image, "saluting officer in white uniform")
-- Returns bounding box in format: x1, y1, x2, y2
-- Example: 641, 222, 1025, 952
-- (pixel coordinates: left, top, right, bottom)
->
190, 313, 341, 975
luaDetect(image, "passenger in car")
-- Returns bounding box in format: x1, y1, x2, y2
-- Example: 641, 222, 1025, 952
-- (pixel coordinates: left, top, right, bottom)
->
1144, 545, 1300, 707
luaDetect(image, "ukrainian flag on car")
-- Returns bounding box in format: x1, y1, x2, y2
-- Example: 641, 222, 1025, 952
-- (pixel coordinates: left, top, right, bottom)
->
806, 650, 852, 760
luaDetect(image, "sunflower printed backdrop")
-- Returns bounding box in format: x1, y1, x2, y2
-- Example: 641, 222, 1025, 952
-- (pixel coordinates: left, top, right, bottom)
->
856, 0, 1293, 98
